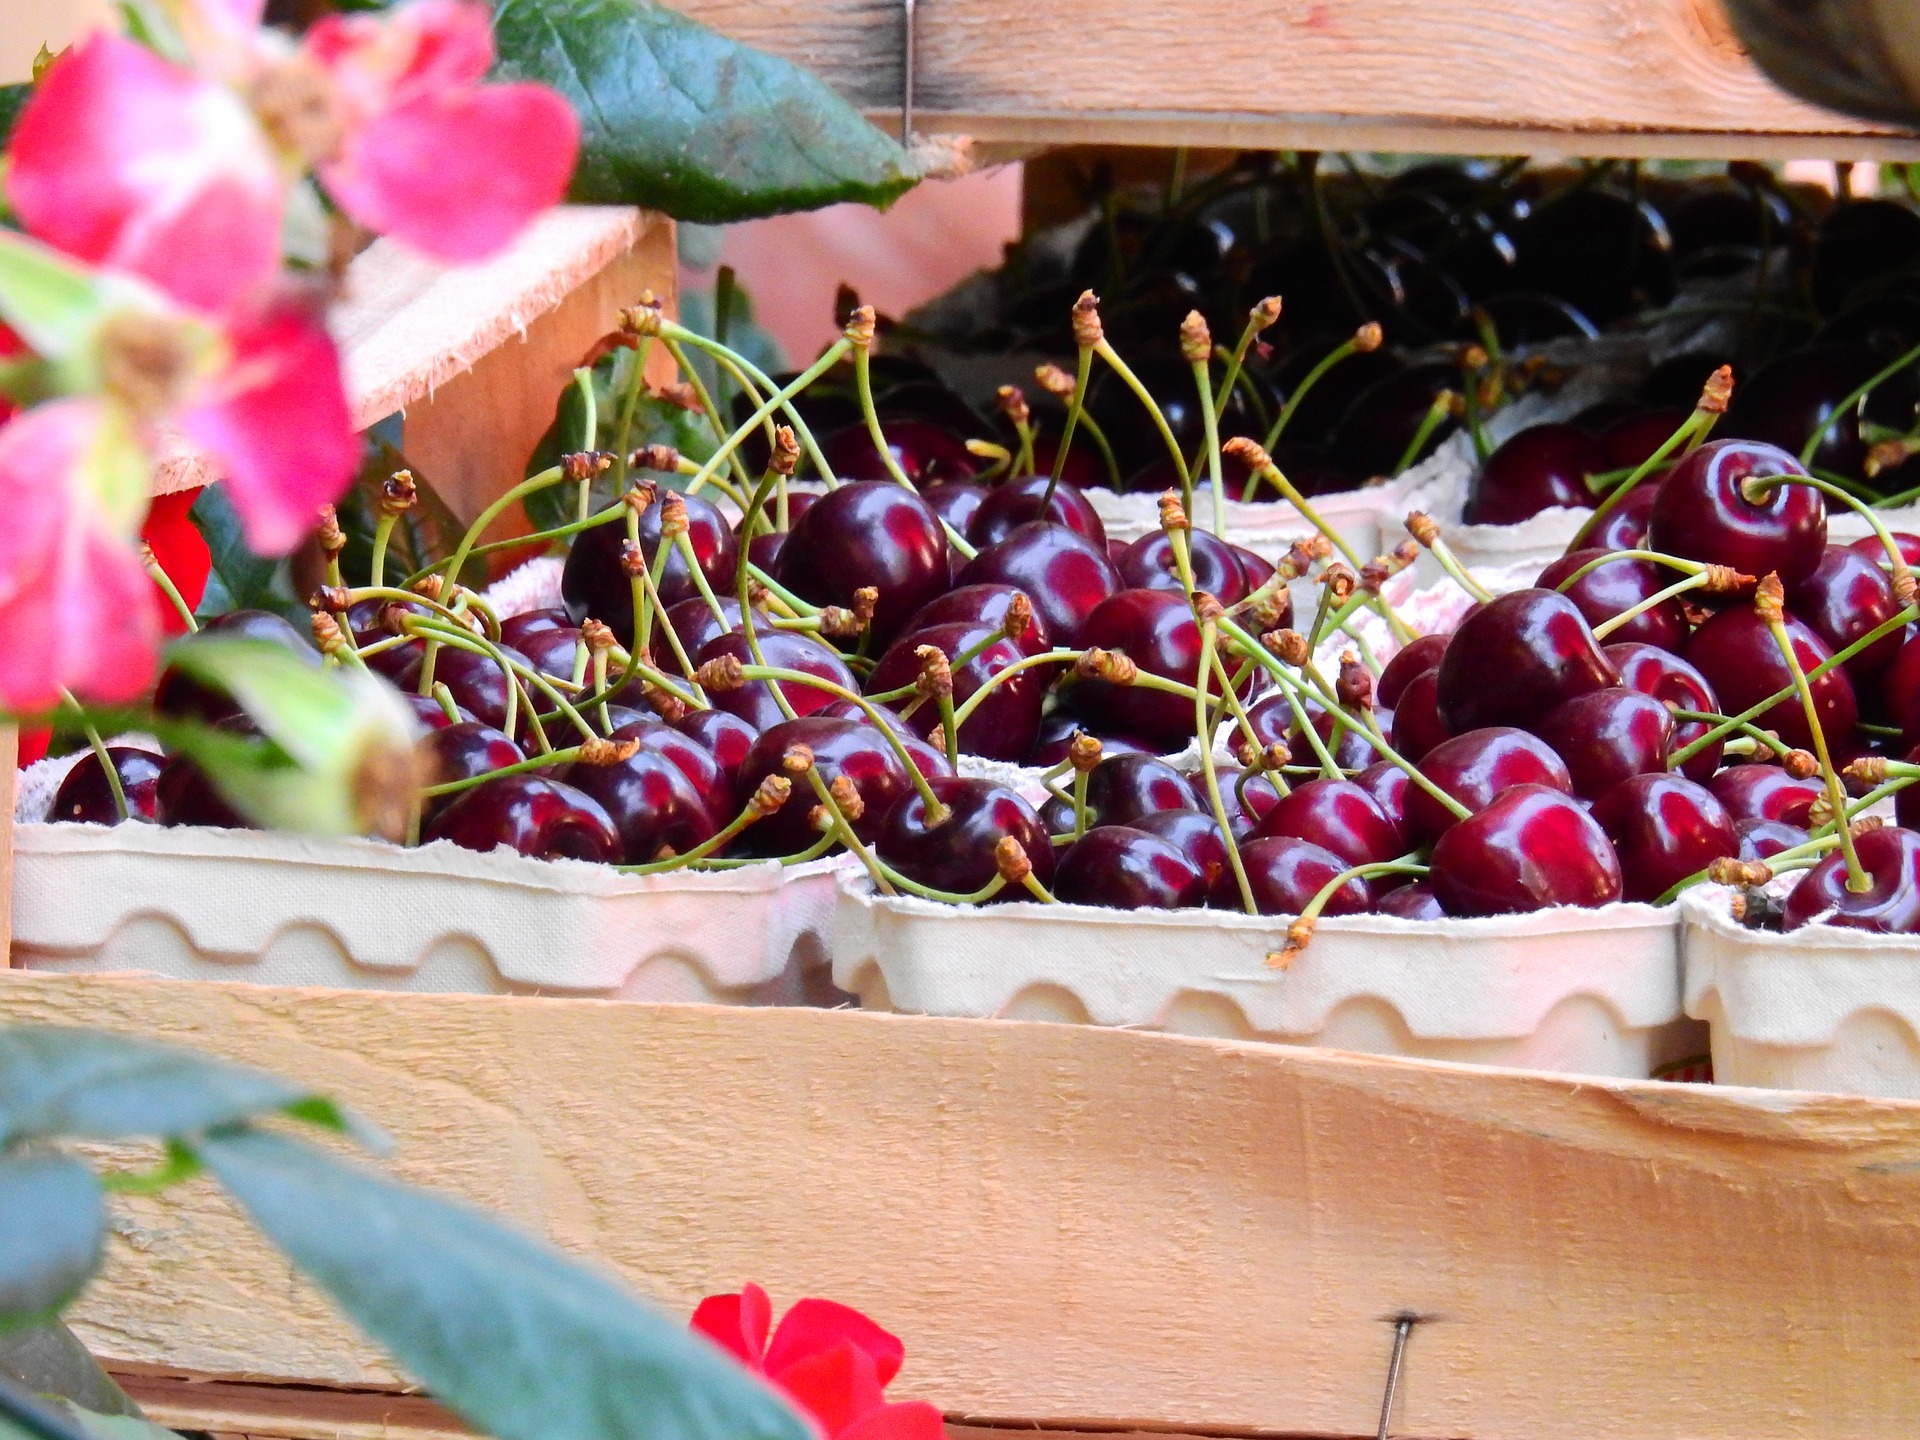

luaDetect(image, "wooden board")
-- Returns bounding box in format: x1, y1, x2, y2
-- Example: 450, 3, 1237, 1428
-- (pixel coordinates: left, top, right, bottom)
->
672, 0, 1920, 159
7, 969, 1920, 1440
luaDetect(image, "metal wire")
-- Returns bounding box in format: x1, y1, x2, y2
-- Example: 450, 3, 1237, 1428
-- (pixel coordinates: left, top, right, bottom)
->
901, 0, 917, 145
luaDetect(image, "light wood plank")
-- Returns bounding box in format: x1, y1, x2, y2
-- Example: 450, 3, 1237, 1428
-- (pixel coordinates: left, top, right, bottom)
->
4, 970, 1919, 1440
671, 0, 1920, 158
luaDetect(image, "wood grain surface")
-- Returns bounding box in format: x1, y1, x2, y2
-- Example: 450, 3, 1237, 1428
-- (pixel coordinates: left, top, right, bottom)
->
673, 0, 1920, 158
5, 970, 1920, 1439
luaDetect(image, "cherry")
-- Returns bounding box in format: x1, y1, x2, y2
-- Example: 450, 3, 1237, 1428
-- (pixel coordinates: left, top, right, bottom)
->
1203, 764, 1283, 839
1596, 409, 1690, 470
968, 475, 1108, 549
1376, 882, 1446, 919
1590, 772, 1736, 902
1737, 816, 1807, 860
153, 609, 318, 723
1251, 777, 1404, 895
499, 608, 572, 650
1054, 825, 1207, 910
424, 775, 621, 863
566, 746, 719, 864
1434, 588, 1620, 734
810, 700, 955, 781
695, 629, 856, 731
655, 597, 743, 670
1234, 545, 1278, 591
405, 692, 472, 730
1429, 783, 1623, 915
1329, 361, 1460, 478
1537, 687, 1675, 801
1116, 529, 1254, 606
1725, 344, 1919, 481
1586, 484, 1658, 553
1783, 825, 1920, 933
776, 481, 950, 646
430, 644, 536, 734
1070, 588, 1222, 749
1222, 835, 1370, 916
1791, 545, 1906, 681
1377, 633, 1449, 709
1130, 809, 1230, 884
673, 708, 758, 793
1605, 641, 1724, 781
616, 719, 736, 825
1848, 532, 1920, 568
819, 419, 982, 488
516, 626, 584, 683
903, 583, 1054, 657
956, 522, 1120, 648
1509, 187, 1673, 325
562, 490, 738, 634
1083, 752, 1202, 826
1463, 423, 1605, 525
867, 621, 1043, 760
1682, 605, 1858, 756
1708, 764, 1823, 827
1879, 632, 1920, 744
418, 721, 524, 822
1389, 669, 1453, 761
734, 714, 929, 855
1404, 726, 1573, 844
1028, 717, 1153, 766
1647, 439, 1825, 589
922, 482, 988, 538
1353, 760, 1410, 835
733, 491, 817, 547
1534, 549, 1688, 651
875, 776, 1054, 899
1028, 433, 1109, 494
155, 750, 254, 829
50, 747, 164, 824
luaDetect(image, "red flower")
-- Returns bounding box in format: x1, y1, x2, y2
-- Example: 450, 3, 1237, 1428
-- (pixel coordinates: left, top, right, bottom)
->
142, 490, 212, 635
691, 1285, 944, 1440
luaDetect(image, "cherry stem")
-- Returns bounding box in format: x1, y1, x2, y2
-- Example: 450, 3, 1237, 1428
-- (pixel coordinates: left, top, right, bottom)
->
1195, 622, 1257, 914
432, 681, 461, 725
1206, 646, 1274, 781
658, 321, 841, 485
617, 787, 788, 874
947, 648, 1082, 730
739, 664, 947, 818
1094, 338, 1191, 490
660, 337, 755, 502
1763, 611, 1868, 892
1550, 548, 1711, 591
1188, 357, 1228, 539
849, 342, 978, 560
1299, 857, 1430, 929
440, 464, 564, 590
59, 689, 128, 822
672, 532, 731, 627
142, 548, 198, 633
369, 513, 398, 591
1667, 709, 1792, 760
1392, 391, 1455, 476
685, 339, 850, 499
350, 585, 501, 642
1589, 569, 1713, 640
1262, 337, 1357, 452
1797, 338, 1920, 469
610, 336, 653, 486
411, 617, 595, 747
1212, 306, 1274, 429
1567, 405, 1716, 551
422, 743, 599, 797
1412, 523, 1494, 604
732, 468, 801, 723
1743, 472, 1914, 595
424, 500, 630, 577
936, 690, 960, 767
1071, 765, 1091, 839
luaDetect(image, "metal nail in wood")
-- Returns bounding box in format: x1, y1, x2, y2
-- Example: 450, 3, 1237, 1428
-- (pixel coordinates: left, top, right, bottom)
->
1375, 1313, 1417, 1440
901, 0, 917, 145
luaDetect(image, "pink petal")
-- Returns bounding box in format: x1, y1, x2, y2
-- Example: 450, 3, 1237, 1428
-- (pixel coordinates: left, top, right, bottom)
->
766, 1300, 907, 1387
175, 289, 355, 555
320, 83, 578, 263
836, 1402, 946, 1440
306, 0, 494, 119
689, 1284, 774, 1370
0, 402, 160, 713
4, 36, 283, 317
773, 1342, 888, 1440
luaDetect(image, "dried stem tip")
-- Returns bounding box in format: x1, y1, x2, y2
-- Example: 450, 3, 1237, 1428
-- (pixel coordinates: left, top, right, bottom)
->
828, 774, 865, 821
310, 611, 349, 657
1353, 322, 1384, 353
1321, 563, 1356, 601
818, 606, 863, 638
1701, 565, 1755, 594
619, 539, 648, 578
994, 835, 1033, 885
995, 385, 1031, 428
411, 573, 446, 602
695, 654, 746, 692
309, 585, 351, 613
379, 469, 418, 516
769, 426, 801, 476
915, 645, 954, 699
851, 587, 880, 626
315, 504, 346, 556
1854, 815, 1888, 838
578, 736, 641, 766
1075, 648, 1137, 684
1251, 295, 1283, 331
1192, 592, 1226, 624
1845, 755, 1889, 786
1782, 748, 1821, 781
581, 619, 617, 653
843, 304, 877, 349
630, 444, 681, 474
1159, 491, 1191, 533
1070, 290, 1104, 349
1268, 917, 1315, 968
1753, 572, 1786, 625
1178, 310, 1212, 364
1067, 730, 1103, 773
657, 491, 690, 540
1263, 629, 1310, 666
1001, 592, 1032, 642
561, 451, 612, 483
749, 774, 792, 817
781, 744, 815, 776
617, 295, 664, 336
1222, 435, 1273, 472
1707, 856, 1773, 886
1404, 511, 1440, 547
622, 481, 659, 514
642, 684, 689, 723
1263, 741, 1293, 771
1698, 364, 1735, 415
1337, 652, 1374, 711
1034, 363, 1077, 398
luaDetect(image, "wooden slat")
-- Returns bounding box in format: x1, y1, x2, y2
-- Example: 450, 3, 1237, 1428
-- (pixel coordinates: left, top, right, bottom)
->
672, 0, 1920, 158
5, 970, 1920, 1440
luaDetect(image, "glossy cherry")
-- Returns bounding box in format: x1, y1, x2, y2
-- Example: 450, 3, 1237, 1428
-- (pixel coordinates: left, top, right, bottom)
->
155, 750, 254, 829
1790, 545, 1906, 681
565, 745, 719, 864
616, 719, 736, 825
404, 692, 472, 730
1221, 835, 1370, 916
1708, 764, 1823, 827
1116, 529, 1254, 607
1377, 633, 1449, 709
498, 608, 572, 650
561, 490, 738, 634
922, 482, 988, 539
967, 475, 1108, 549
866, 621, 1044, 761
1783, 825, 1920, 933
1534, 549, 1688, 651
1434, 588, 1619, 734
1204, 764, 1284, 839
516, 626, 584, 683
1130, 809, 1230, 884
1682, 605, 1858, 756
1590, 772, 1737, 902
1252, 777, 1404, 895
429, 644, 536, 734
956, 522, 1120, 648
902, 583, 1054, 657
1737, 817, 1808, 860
775, 481, 950, 645
50, 747, 164, 824
1647, 439, 1825, 590
1586, 484, 1659, 553
1428, 783, 1623, 915
1389, 668, 1453, 762
1463, 423, 1604, 525
1053, 825, 1207, 910
874, 776, 1054, 899
1404, 726, 1573, 844
1537, 686, 1674, 801
1070, 588, 1219, 748
423, 775, 621, 863
654, 597, 743, 670
734, 714, 930, 855
819, 419, 982, 488
1605, 641, 1724, 782
1725, 343, 1920, 481
1083, 752, 1202, 827
1376, 882, 1446, 919
695, 629, 856, 732
417, 721, 524, 822
1352, 760, 1410, 835
672, 708, 758, 793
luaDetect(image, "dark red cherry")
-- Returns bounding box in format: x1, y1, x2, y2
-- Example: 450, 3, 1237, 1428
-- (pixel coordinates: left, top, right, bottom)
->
1028, 433, 1109, 494
561, 491, 738, 633
1591, 772, 1737, 902
810, 700, 955, 781
1737, 816, 1807, 860
875, 776, 1054, 900
776, 481, 950, 646
431, 644, 535, 734
1537, 687, 1675, 801
1783, 825, 1920, 933
1725, 344, 1920, 481
1647, 439, 1825, 589
1234, 544, 1277, 591
1027, 717, 1153, 767
1534, 549, 1688, 651
423, 775, 621, 863
1899, 745, 1920, 831
903, 582, 1054, 657
1352, 760, 1410, 835
654, 596, 742, 670
1204, 764, 1283, 840
1130, 809, 1229, 884
1790, 545, 1905, 681
617, 719, 734, 823
733, 491, 816, 544
922, 482, 987, 538
1596, 409, 1690, 471
1071, 588, 1221, 749
498, 608, 572, 650
1429, 784, 1623, 915
418, 721, 525, 822
734, 715, 928, 855
1434, 588, 1620, 734
1252, 777, 1403, 896
1682, 605, 1857, 756
1116, 529, 1253, 606
1584, 484, 1659, 553
968, 475, 1107, 549
155, 750, 253, 828
1405, 726, 1573, 844
565, 746, 719, 865
405, 692, 472, 730
153, 609, 318, 723
1880, 632, 1920, 744
1463, 423, 1604, 525
1848, 532, 1920, 568
1709, 764, 1823, 827
673, 708, 758, 793
867, 621, 1044, 761
1605, 641, 1723, 781
1376, 882, 1446, 919
695, 630, 856, 732
1377, 633, 1449, 709
1084, 752, 1202, 826
819, 419, 982, 488
956, 522, 1120, 648
517, 626, 584, 683
50, 747, 164, 824
1054, 825, 1207, 910
1221, 835, 1369, 916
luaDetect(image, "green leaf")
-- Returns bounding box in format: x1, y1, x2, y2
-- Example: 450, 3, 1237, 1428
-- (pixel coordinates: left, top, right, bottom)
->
0, 234, 108, 363
489, 0, 921, 223
196, 1128, 812, 1440
0, 1325, 141, 1419
0, 1156, 102, 1333
188, 485, 302, 623
43, 1405, 180, 1440
0, 84, 27, 155
0, 1027, 374, 1150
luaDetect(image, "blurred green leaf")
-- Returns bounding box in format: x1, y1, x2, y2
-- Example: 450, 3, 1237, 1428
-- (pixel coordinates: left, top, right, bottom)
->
0, 1157, 101, 1333
0, 1325, 140, 1418
0, 85, 27, 153
490, 0, 920, 223
188, 485, 302, 623
43, 1405, 179, 1440
196, 1127, 812, 1440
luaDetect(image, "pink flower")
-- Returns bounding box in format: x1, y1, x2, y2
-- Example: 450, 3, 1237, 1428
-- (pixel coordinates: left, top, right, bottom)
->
302, 0, 580, 261
0, 401, 163, 711
691, 1285, 944, 1440
4, 35, 284, 317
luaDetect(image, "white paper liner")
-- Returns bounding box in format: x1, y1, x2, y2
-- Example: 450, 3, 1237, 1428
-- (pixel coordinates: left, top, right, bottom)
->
10, 821, 851, 1004
834, 872, 1699, 1078
1683, 883, 1920, 1098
